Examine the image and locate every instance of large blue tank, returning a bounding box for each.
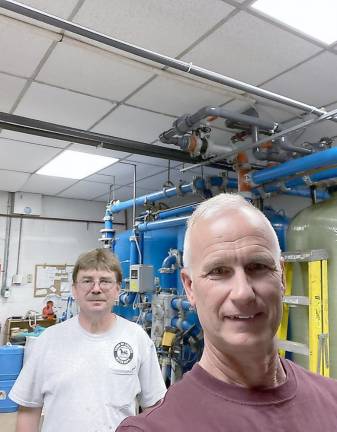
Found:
[0,345,24,413]
[264,206,289,251]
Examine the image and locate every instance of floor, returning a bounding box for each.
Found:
[1,412,17,432]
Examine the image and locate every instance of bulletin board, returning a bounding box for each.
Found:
[34,264,74,297]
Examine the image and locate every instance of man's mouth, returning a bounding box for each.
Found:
[225,313,260,320]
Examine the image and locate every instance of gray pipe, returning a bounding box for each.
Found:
[0,0,327,117]
[276,136,312,155]
[160,106,277,144]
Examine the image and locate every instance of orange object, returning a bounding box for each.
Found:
[236,152,251,192]
[42,301,55,320]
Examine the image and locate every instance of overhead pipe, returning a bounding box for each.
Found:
[160,106,277,144]
[137,216,189,233]
[0,0,329,117]
[250,146,337,186]
[0,112,194,164]
[156,204,197,220]
[276,136,312,155]
[251,126,288,163]
[109,176,219,214]
[180,107,337,172]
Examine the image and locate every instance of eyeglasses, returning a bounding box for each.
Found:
[76,279,117,291]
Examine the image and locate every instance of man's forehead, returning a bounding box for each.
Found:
[78,268,114,277]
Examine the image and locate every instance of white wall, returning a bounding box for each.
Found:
[0,192,125,343]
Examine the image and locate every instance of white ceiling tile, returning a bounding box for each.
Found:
[73,0,233,57]
[128,75,232,116]
[21,174,77,195]
[58,180,111,200]
[110,185,155,202]
[125,154,180,168]
[98,161,165,185]
[0,15,53,77]
[262,52,337,108]
[136,170,187,191]
[183,11,321,86]
[0,170,30,192]
[92,105,173,143]
[68,143,130,160]
[86,173,117,185]
[0,130,70,149]
[15,82,114,129]
[222,98,302,125]
[17,0,79,17]
[0,138,61,172]
[37,42,154,100]
[0,73,27,111]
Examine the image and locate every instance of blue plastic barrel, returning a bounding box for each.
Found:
[0,379,18,413]
[0,345,24,380]
[0,345,24,413]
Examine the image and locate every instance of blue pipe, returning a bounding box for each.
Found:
[119,292,136,305]
[161,254,177,269]
[171,316,199,337]
[156,205,196,220]
[110,183,197,213]
[137,216,189,232]
[283,167,337,188]
[171,298,191,311]
[251,147,337,185]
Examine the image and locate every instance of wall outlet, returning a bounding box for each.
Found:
[27,274,33,283]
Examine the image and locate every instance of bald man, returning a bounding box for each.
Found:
[117,193,337,432]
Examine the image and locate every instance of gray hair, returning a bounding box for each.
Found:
[183,193,281,268]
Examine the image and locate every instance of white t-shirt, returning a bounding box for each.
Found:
[9,315,166,432]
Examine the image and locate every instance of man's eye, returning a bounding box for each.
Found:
[208,267,230,277]
[245,263,270,273]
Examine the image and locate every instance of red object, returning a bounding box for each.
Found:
[42,301,55,320]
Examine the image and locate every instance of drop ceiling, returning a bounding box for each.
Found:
[0,0,337,203]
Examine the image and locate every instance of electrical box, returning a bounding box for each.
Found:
[129,265,154,293]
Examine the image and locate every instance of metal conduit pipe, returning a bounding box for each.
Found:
[251,146,337,186]
[276,136,312,155]
[0,0,327,117]
[251,126,288,163]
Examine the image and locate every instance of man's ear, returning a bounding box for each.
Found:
[180,268,196,307]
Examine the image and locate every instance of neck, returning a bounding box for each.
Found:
[78,312,116,334]
[199,339,286,389]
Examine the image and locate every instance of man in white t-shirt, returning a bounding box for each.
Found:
[10,248,166,432]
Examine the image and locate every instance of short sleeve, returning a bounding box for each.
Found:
[137,334,166,408]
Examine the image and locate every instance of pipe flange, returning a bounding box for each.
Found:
[176,181,185,197]
[100,228,115,234]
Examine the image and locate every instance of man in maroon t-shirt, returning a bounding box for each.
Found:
[117,193,337,432]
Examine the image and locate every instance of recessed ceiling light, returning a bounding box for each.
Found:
[252,0,337,45]
[36,150,118,179]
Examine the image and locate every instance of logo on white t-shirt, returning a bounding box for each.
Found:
[114,342,134,364]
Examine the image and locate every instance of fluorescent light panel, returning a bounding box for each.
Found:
[252,0,337,45]
[37,150,118,179]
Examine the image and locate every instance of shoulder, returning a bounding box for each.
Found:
[117,316,151,341]
[119,371,194,429]
[286,359,337,392]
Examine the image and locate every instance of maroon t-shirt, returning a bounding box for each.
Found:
[117,358,337,431]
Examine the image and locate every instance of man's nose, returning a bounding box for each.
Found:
[91,281,103,293]
[228,268,255,305]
